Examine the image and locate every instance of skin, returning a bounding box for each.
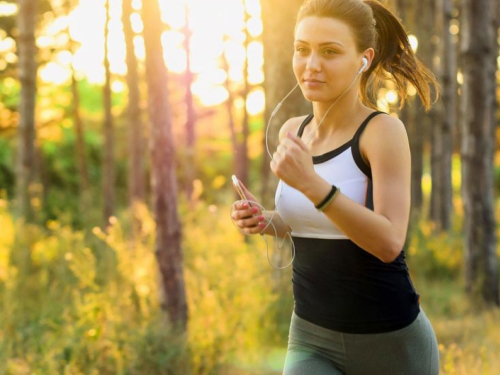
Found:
[232,16,411,263]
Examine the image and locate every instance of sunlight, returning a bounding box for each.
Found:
[246,89,265,116]
[385,90,398,104]
[0,1,17,17]
[408,34,418,53]
[35,0,265,112]
[247,17,263,37]
[40,62,71,85]
[245,0,261,17]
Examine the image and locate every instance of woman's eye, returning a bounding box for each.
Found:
[295,47,308,54]
[324,49,337,55]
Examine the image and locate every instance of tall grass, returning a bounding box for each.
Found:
[1,190,500,374]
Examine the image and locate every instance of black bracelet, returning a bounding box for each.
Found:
[314,185,338,210]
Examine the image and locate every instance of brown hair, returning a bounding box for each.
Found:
[296,0,439,110]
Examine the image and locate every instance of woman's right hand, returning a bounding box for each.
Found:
[231,180,267,235]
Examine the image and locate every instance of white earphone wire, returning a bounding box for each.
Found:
[233,59,367,269]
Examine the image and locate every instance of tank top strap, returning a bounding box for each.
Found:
[296,114,315,137]
[351,111,386,180]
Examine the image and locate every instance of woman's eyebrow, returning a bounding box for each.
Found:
[294,40,344,48]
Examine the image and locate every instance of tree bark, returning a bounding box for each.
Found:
[430,0,454,232]
[122,0,145,208]
[236,9,251,188]
[460,0,499,306]
[103,0,115,226]
[142,0,188,328]
[65,0,90,219]
[16,0,38,222]
[260,0,311,207]
[409,0,432,214]
[183,4,196,201]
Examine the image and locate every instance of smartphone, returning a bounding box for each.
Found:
[231,175,248,201]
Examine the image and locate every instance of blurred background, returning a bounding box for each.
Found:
[1,0,500,373]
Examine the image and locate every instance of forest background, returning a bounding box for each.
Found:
[1,0,500,373]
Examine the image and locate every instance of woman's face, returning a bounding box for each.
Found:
[293,16,365,103]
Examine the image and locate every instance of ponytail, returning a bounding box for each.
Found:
[362,0,440,110]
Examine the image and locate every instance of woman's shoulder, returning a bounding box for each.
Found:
[365,112,408,141]
[278,115,311,142]
[360,112,410,166]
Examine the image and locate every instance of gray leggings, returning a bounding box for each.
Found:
[283,310,439,375]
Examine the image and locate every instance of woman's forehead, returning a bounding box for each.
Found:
[295,16,355,48]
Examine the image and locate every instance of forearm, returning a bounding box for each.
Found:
[302,177,405,263]
[261,211,292,238]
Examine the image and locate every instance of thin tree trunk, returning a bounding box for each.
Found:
[71,69,91,208]
[66,0,90,217]
[103,0,115,226]
[16,0,38,222]
[183,4,196,201]
[438,0,456,231]
[123,0,145,208]
[260,0,311,207]
[430,0,453,232]
[410,0,432,214]
[236,10,251,187]
[142,0,188,328]
[460,0,499,306]
[221,41,239,200]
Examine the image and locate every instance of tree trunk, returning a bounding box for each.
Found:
[71,69,91,213]
[460,0,499,306]
[16,0,38,222]
[103,0,115,226]
[410,0,432,214]
[438,0,456,231]
[430,0,454,232]
[183,4,196,201]
[66,0,91,219]
[122,0,145,208]
[221,46,240,201]
[142,0,188,329]
[236,9,251,188]
[260,0,311,207]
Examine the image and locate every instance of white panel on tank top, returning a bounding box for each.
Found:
[275,146,368,239]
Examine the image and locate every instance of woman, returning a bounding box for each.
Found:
[231,0,440,373]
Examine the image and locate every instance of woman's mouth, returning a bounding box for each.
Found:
[303,79,325,87]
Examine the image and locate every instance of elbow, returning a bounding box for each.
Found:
[378,238,404,264]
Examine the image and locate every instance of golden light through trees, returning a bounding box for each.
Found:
[31,0,266,114]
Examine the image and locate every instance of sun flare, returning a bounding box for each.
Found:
[35,0,265,114]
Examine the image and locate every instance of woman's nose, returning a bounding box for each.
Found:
[306,52,321,72]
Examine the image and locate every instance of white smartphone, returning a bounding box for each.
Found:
[231,175,248,201]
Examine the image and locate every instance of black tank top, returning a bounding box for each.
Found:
[288,112,420,334]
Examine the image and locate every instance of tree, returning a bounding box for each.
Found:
[460,0,499,305]
[182,2,197,202]
[429,0,454,232]
[260,0,311,206]
[66,0,90,219]
[141,0,188,328]
[103,0,115,226]
[409,0,432,215]
[16,0,38,222]
[122,0,145,208]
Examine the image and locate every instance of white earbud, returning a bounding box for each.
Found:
[359,57,368,74]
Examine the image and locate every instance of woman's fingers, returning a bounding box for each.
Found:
[239,215,267,234]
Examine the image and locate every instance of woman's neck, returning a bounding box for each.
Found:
[309,94,367,141]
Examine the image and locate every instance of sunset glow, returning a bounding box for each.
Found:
[34,0,265,113]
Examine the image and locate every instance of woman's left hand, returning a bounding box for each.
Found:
[270,132,318,192]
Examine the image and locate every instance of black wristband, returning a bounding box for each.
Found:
[314,185,338,210]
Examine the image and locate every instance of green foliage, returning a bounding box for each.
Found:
[0,138,14,197]
[407,212,464,280]
[181,197,283,374]
[0,200,189,374]
[0,195,288,374]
